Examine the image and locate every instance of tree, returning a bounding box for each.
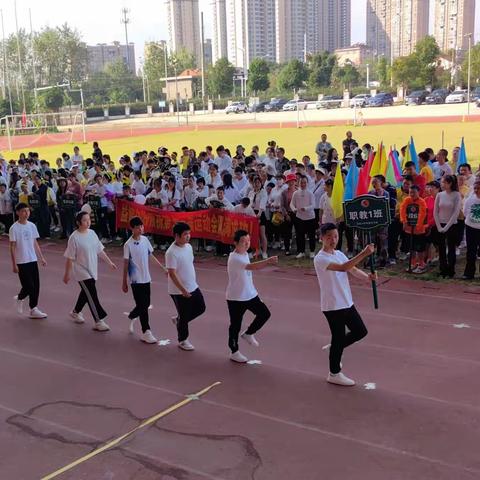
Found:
[376,57,389,86]
[207,58,236,97]
[38,87,65,112]
[391,56,419,88]
[144,41,169,100]
[332,62,360,90]
[169,47,196,74]
[413,36,440,86]
[462,43,480,85]
[307,52,336,88]
[247,58,270,94]
[277,59,308,92]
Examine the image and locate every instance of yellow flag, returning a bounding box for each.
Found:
[402,142,410,167]
[369,143,382,177]
[331,170,345,220]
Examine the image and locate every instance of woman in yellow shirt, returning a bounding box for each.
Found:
[419,151,434,183]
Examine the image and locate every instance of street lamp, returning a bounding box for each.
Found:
[465,33,472,116]
[366,63,370,89]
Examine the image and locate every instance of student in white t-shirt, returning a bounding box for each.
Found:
[9,202,48,319]
[165,222,206,351]
[226,230,277,363]
[313,223,376,387]
[122,216,167,344]
[63,211,117,331]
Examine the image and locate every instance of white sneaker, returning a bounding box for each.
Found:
[70,311,85,324]
[241,332,260,347]
[309,252,315,259]
[178,339,195,351]
[205,245,214,252]
[141,330,158,344]
[14,295,25,314]
[93,320,110,332]
[160,244,167,251]
[129,318,137,334]
[230,351,248,363]
[327,372,355,386]
[296,252,305,259]
[29,307,47,319]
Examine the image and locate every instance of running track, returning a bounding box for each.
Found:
[1,237,480,479]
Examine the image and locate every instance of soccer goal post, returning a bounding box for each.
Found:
[0,111,86,152]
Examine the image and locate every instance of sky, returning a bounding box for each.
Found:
[1,0,479,66]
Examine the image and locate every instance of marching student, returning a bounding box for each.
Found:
[9,202,48,319]
[63,210,117,331]
[226,230,277,363]
[122,216,168,344]
[314,223,376,386]
[165,222,206,351]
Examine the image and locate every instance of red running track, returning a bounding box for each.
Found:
[1,113,480,152]
[1,237,480,479]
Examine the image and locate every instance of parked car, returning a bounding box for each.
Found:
[316,95,343,109]
[471,86,480,101]
[476,98,480,108]
[265,98,288,112]
[250,101,270,113]
[282,99,307,111]
[405,90,428,105]
[425,89,449,104]
[445,90,468,104]
[225,101,248,114]
[366,92,394,107]
[350,94,371,108]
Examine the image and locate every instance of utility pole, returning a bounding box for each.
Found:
[14,0,26,114]
[1,9,14,115]
[200,11,206,113]
[465,33,472,116]
[29,9,38,112]
[121,8,131,71]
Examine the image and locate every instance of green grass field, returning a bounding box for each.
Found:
[6,120,480,168]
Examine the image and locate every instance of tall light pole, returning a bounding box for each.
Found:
[366,63,370,89]
[1,8,13,115]
[200,11,206,112]
[14,0,26,113]
[465,33,472,116]
[121,8,131,71]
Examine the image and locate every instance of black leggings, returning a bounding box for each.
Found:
[437,223,458,276]
[226,296,271,353]
[170,288,206,342]
[295,217,316,253]
[17,261,40,309]
[129,283,151,333]
[74,278,107,323]
[323,305,368,374]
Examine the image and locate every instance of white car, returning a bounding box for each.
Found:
[282,99,306,111]
[445,90,468,104]
[225,102,248,114]
[350,94,371,108]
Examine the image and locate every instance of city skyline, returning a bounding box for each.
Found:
[1,0,480,68]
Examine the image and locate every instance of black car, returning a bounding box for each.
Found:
[250,101,270,113]
[425,89,449,104]
[405,90,427,105]
[366,92,394,107]
[265,98,288,112]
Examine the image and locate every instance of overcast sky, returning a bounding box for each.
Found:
[1,0,479,65]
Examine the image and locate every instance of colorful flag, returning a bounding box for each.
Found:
[390,149,404,185]
[369,143,382,177]
[356,150,374,196]
[457,137,467,170]
[402,142,410,168]
[331,169,345,219]
[379,143,388,176]
[343,159,359,201]
[409,136,419,173]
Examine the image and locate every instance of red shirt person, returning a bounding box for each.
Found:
[403,161,426,197]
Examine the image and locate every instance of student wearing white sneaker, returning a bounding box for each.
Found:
[63,211,117,331]
[314,223,376,386]
[226,230,276,363]
[9,202,48,319]
[166,222,206,351]
[122,216,166,344]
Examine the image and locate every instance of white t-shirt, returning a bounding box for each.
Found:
[165,243,198,295]
[64,229,104,281]
[123,236,153,284]
[314,250,353,312]
[9,221,39,264]
[226,251,258,301]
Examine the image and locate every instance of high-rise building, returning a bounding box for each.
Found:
[212,0,228,63]
[276,0,351,63]
[165,0,201,64]
[226,0,276,69]
[86,42,136,74]
[366,0,429,60]
[434,0,475,52]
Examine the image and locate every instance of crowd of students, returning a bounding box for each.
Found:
[1,133,480,280]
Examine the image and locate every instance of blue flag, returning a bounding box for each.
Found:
[343,159,359,201]
[409,136,419,173]
[457,137,467,170]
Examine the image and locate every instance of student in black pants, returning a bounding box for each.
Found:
[226,230,277,363]
[166,222,206,351]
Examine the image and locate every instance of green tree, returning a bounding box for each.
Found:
[169,47,196,74]
[391,56,420,89]
[413,36,440,86]
[207,58,236,97]
[376,57,389,86]
[332,62,360,90]
[277,59,308,92]
[462,43,480,85]
[307,52,336,88]
[247,58,270,94]
[38,87,65,112]
[144,41,169,100]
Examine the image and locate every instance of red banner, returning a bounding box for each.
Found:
[115,199,260,247]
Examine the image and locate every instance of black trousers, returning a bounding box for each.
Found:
[36,206,51,239]
[0,213,13,232]
[74,278,107,323]
[226,296,271,353]
[17,261,40,309]
[282,217,294,252]
[295,217,316,253]
[388,218,403,259]
[323,305,368,375]
[129,283,151,333]
[170,288,206,342]
[337,221,354,253]
[464,225,480,278]
[437,223,458,276]
[59,209,75,238]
